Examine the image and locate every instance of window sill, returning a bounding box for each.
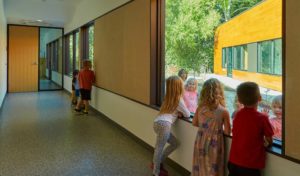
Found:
[179,114,283,156]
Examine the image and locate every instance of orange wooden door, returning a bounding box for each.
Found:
[8,25,39,92]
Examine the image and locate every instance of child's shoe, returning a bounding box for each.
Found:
[82,110,88,114]
[150,163,168,174]
[74,108,81,112]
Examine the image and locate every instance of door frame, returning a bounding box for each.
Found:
[7,24,64,92]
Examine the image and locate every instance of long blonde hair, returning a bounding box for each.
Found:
[199,78,225,110]
[160,76,184,114]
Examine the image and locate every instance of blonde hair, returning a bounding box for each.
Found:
[199,78,225,110]
[185,78,198,92]
[82,60,92,68]
[272,95,282,106]
[160,76,184,114]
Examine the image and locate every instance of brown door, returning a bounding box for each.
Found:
[8,25,39,92]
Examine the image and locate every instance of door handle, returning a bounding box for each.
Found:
[32,62,38,65]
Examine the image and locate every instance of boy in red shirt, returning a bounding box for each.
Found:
[228,82,274,176]
[75,60,95,114]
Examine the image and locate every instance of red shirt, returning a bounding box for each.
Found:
[229,107,274,169]
[78,69,95,90]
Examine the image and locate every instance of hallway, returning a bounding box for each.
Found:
[0,91,180,176]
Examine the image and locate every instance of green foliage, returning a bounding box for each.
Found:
[165,0,262,74]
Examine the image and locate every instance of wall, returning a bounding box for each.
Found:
[64,0,131,33]
[0,0,7,107]
[285,0,300,161]
[214,0,282,90]
[51,71,62,86]
[64,0,300,174]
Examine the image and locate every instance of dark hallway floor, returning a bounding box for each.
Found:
[0,91,181,176]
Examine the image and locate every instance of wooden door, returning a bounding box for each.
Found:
[8,25,39,92]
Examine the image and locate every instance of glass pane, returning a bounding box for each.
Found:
[88,26,94,64]
[75,32,80,70]
[164,0,281,141]
[69,35,73,74]
[222,48,226,68]
[274,39,282,75]
[39,28,63,90]
[258,41,273,74]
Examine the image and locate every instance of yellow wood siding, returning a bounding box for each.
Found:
[214,0,282,91]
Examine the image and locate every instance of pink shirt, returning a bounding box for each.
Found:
[269,117,282,140]
[183,91,198,113]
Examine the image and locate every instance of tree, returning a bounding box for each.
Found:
[165,0,262,75]
[216,0,262,22]
[165,0,221,74]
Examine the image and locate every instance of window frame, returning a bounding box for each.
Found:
[257,39,282,76]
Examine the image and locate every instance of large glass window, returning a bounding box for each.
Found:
[88,25,94,62]
[40,28,63,90]
[75,32,80,70]
[163,0,282,142]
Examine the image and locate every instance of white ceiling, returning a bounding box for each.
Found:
[4,0,84,27]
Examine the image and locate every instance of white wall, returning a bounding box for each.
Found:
[63,78,300,175]
[51,71,62,86]
[64,75,72,93]
[64,0,131,33]
[0,0,7,108]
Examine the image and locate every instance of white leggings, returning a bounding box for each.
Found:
[153,121,179,176]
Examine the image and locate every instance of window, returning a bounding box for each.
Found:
[81,24,94,69]
[88,25,94,62]
[75,32,80,70]
[258,39,282,75]
[233,45,248,71]
[162,0,282,143]
[222,48,227,68]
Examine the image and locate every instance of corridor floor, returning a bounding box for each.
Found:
[0,91,182,176]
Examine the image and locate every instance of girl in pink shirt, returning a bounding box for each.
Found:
[269,95,282,140]
[183,78,198,113]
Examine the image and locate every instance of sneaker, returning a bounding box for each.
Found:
[74,108,81,112]
[83,110,88,114]
[150,163,168,174]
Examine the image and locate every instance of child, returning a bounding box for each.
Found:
[74,60,95,114]
[228,82,274,176]
[152,75,190,176]
[231,95,243,119]
[183,78,198,113]
[269,95,282,140]
[178,69,188,82]
[71,70,80,106]
[192,78,231,176]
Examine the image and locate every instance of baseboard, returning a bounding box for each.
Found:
[0,93,7,112]
[64,89,72,95]
[89,106,191,176]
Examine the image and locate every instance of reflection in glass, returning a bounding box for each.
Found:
[39,28,63,90]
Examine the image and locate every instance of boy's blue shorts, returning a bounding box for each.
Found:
[75,90,80,97]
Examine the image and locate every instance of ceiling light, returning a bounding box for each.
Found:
[37,20,43,22]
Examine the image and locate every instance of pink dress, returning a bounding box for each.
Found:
[269,118,282,140]
[183,91,198,113]
[193,105,226,176]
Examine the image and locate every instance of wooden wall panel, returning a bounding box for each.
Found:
[214,0,282,78]
[285,0,300,161]
[94,0,150,104]
[9,25,39,92]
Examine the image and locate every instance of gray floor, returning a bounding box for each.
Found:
[40,79,62,90]
[0,91,182,176]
